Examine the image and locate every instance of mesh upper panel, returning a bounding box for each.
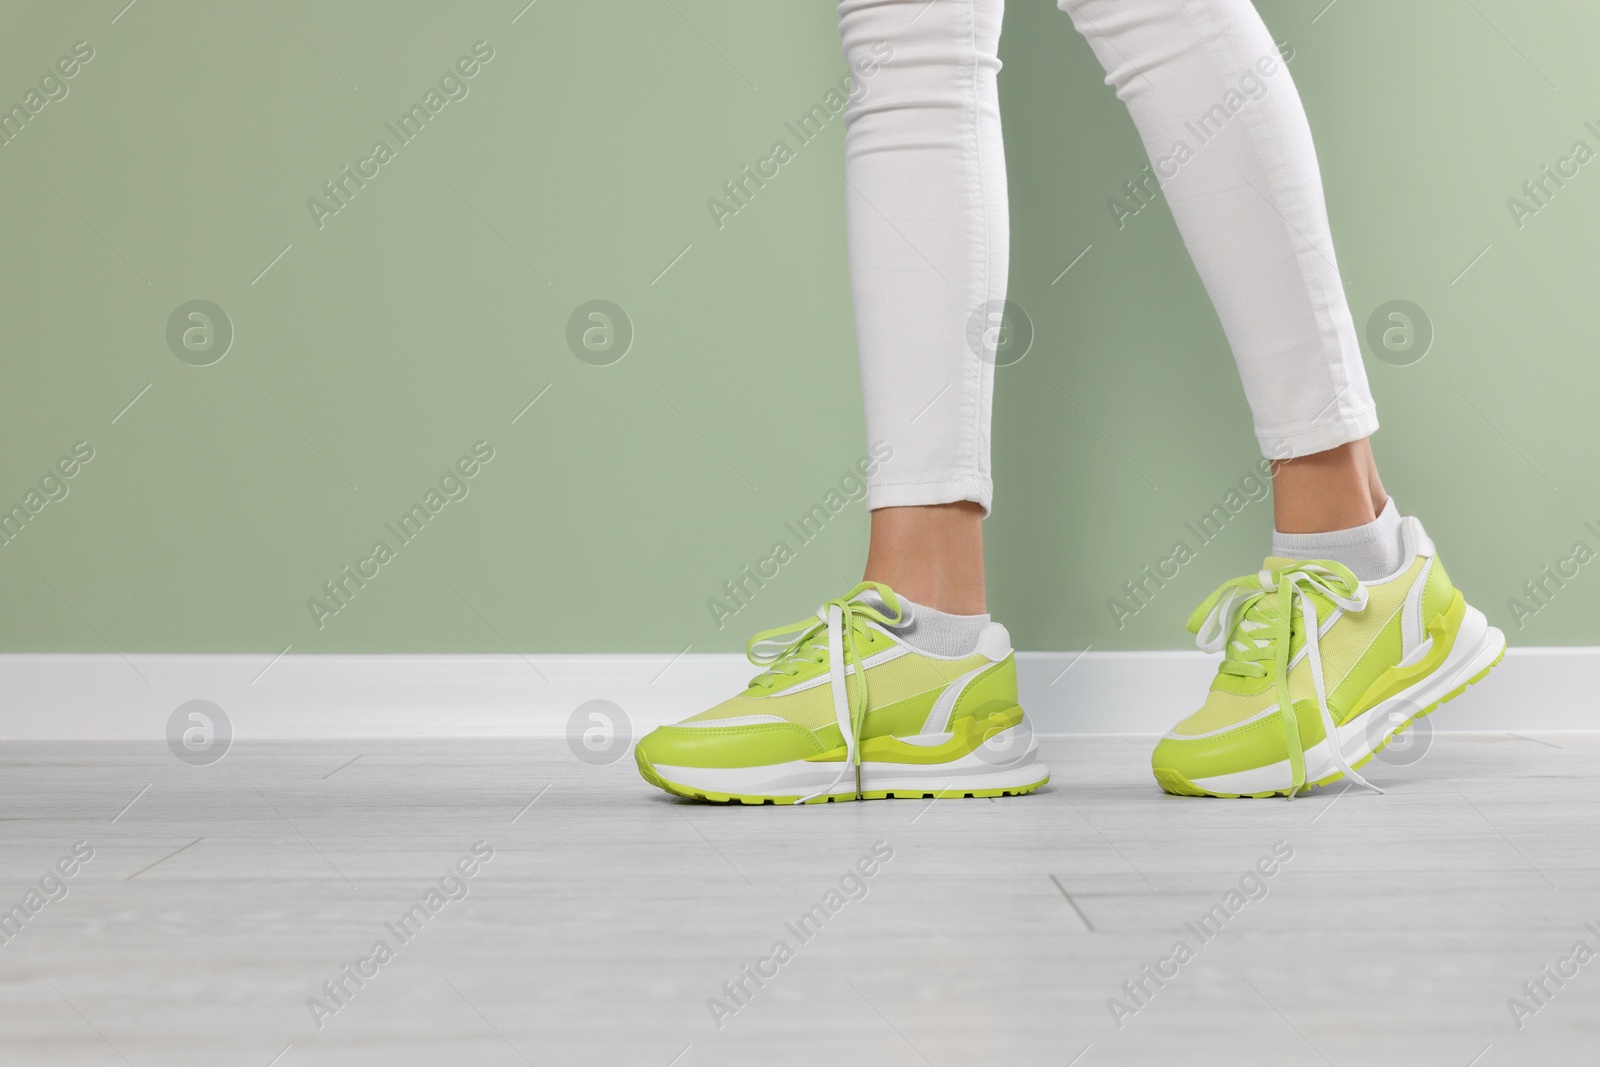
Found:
[684,650,991,731]
[1173,558,1424,737]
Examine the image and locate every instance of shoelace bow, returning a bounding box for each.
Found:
[1187,561,1380,800]
[745,581,904,804]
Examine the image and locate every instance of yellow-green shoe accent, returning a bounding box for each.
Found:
[635,583,1050,804]
[1152,517,1505,799]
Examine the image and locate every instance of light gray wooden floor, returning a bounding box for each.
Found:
[1,735,1596,1066]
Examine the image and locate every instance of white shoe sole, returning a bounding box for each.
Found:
[644,725,1051,803]
[1184,604,1506,796]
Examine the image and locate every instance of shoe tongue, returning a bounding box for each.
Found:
[750,586,897,689]
[1262,554,1348,574]
[1244,561,1338,633]
[1227,565,1292,649]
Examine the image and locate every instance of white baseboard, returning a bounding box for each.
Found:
[0,648,1593,740]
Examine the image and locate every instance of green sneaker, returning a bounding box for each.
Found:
[635,582,1049,804]
[1152,517,1505,799]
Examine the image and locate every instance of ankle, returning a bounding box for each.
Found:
[1272,440,1384,533]
[862,571,986,615]
[1272,498,1404,580]
[863,502,987,614]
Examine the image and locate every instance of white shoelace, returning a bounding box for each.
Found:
[743,584,905,804]
[1191,563,1381,800]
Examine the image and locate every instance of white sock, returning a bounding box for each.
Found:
[1271,497,1406,582]
[891,598,990,657]
[855,589,989,657]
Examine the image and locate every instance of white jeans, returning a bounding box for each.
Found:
[838,0,1378,513]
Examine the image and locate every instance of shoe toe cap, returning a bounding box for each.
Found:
[635,720,826,770]
[1150,716,1290,782]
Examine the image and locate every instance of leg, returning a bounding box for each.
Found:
[1060,0,1380,529]
[634,0,1047,804]
[1060,0,1507,797]
[1271,438,1388,534]
[839,0,1007,612]
[863,502,987,613]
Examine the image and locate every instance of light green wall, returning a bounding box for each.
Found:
[2,0,1596,654]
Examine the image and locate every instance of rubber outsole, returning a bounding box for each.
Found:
[1153,644,1506,799]
[635,746,1050,804]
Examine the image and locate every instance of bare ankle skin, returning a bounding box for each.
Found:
[1271,438,1389,534]
[859,441,1386,610]
[862,502,987,614]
